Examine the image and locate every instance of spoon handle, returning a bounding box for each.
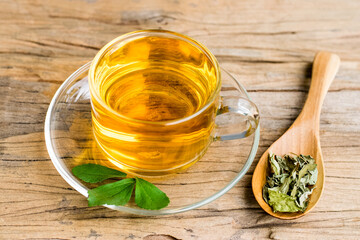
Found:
[300,52,340,129]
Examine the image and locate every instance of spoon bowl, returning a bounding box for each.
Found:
[252,52,340,219]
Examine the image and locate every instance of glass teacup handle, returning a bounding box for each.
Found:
[214,96,260,141]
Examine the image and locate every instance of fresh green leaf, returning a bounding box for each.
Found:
[268,189,302,212]
[71,164,171,210]
[135,177,170,210]
[72,164,126,183]
[87,178,135,207]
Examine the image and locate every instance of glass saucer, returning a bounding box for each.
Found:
[44,62,260,215]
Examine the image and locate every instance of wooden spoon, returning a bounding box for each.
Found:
[252,52,340,219]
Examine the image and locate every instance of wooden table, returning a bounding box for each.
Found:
[1,0,359,239]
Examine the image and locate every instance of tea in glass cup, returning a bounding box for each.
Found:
[89,30,259,176]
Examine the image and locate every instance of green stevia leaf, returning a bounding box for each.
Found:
[268,189,302,212]
[87,178,135,207]
[135,177,170,210]
[72,164,126,183]
[72,164,171,210]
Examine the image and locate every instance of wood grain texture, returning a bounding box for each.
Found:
[1,0,360,239]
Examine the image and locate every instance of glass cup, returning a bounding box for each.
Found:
[88,30,259,176]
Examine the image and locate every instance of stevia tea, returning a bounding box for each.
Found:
[89,30,220,175]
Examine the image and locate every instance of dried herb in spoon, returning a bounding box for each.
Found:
[263,153,318,212]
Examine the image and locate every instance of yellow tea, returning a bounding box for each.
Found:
[104,66,206,122]
[89,31,220,175]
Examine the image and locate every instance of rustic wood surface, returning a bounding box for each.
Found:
[1,0,360,239]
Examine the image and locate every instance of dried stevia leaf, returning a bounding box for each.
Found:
[263,153,318,213]
[268,186,281,193]
[301,154,316,164]
[290,183,298,197]
[263,186,269,204]
[296,188,314,210]
[308,168,318,185]
[276,155,289,172]
[297,182,307,194]
[269,153,281,175]
[266,176,275,188]
[298,163,317,180]
[268,189,302,212]
[275,173,289,184]
[279,176,292,194]
[284,155,296,170]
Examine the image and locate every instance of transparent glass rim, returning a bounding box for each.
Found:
[44,62,260,216]
[88,29,222,126]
